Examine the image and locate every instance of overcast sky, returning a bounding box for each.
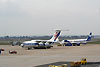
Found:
[0,0,100,36]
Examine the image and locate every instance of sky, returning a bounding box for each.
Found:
[0,0,100,36]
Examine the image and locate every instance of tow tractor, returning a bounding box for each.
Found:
[70,58,87,67]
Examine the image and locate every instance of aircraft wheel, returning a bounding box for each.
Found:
[28,47,32,50]
[77,44,80,46]
[73,44,76,46]
[34,47,39,49]
[47,46,51,49]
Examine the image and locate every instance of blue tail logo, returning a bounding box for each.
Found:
[87,32,92,41]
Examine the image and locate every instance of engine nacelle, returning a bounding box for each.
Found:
[39,42,45,46]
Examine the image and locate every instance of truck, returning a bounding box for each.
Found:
[70,58,87,67]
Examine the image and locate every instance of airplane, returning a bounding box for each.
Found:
[20,30,61,50]
[60,32,92,46]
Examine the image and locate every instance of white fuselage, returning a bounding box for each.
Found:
[68,39,87,43]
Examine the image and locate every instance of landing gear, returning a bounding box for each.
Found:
[73,43,80,46]
[33,46,53,49]
[77,44,80,46]
[44,46,51,49]
[73,44,76,46]
[28,47,32,50]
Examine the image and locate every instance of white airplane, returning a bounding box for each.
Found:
[61,32,92,46]
[21,30,61,50]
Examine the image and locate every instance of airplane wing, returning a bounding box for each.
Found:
[35,40,57,44]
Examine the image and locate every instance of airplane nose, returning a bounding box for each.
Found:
[21,44,24,47]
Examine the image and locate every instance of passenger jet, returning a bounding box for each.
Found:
[61,32,92,46]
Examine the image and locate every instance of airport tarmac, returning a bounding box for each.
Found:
[0,44,100,67]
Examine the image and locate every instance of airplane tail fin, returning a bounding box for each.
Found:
[86,32,92,41]
[50,30,61,42]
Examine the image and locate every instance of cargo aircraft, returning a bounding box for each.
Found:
[61,32,92,46]
[21,30,61,50]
